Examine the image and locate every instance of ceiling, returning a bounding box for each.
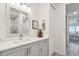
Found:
[66,3,79,18]
[66,3,79,26]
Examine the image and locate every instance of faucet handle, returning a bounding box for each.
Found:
[19,34,23,40]
[20,34,23,37]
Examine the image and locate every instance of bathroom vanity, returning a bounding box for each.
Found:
[0,37,49,56]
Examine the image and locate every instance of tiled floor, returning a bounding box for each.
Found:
[67,41,79,56]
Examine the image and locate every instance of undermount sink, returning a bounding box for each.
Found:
[13,39,32,44]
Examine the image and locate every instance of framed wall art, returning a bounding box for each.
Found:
[32,20,38,29]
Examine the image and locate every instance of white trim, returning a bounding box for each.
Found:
[50,3,56,10]
[7,4,28,14]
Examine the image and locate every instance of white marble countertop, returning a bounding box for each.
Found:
[0,37,48,52]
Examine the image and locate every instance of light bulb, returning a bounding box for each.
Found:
[73,12,77,15]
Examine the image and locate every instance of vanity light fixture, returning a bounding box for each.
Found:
[20,3,31,13]
[73,11,77,15]
[20,3,26,10]
[27,6,31,13]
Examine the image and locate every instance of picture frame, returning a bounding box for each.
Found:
[32,20,38,29]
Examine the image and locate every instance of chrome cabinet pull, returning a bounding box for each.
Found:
[41,48,42,53]
[29,47,31,54]
[26,48,28,55]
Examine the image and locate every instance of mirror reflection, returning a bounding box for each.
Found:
[10,8,20,34]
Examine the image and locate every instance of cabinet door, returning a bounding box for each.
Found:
[39,39,49,56]
[2,47,26,56]
[25,43,39,56]
[28,45,39,56]
[40,45,48,56]
[43,45,49,56]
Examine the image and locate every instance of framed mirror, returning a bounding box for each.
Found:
[6,4,30,37]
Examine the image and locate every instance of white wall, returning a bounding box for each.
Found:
[28,3,49,38]
[54,3,66,55]
[0,4,7,40]
[39,3,49,37]
[26,3,40,37]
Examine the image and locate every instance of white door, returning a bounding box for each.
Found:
[49,4,55,55]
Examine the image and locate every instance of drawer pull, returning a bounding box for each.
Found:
[29,47,31,54]
[41,48,42,53]
[26,48,28,55]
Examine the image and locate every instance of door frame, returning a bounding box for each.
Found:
[66,14,70,55]
[49,3,56,56]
